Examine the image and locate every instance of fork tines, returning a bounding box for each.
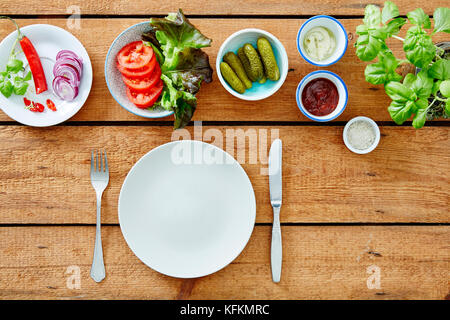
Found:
[91,150,108,173]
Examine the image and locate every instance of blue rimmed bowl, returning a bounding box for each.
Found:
[105,22,173,119]
[296,70,348,122]
[216,28,289,101]
[297,15,348,67]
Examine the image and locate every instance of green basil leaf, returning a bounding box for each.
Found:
[364,62,388,85]
[387,72,403,82]
[403,27,435,68]
[428,59,450,80]
[384,17,406,36]
[12,77,29,96]
[411,70,433,98]
[0,79,13,98]
[412,107,428,129]
[415,98,429,110]
[431,80,441,95]
[403,73,415,88]
[363,5,382,27]
[439,80,450,97]
[355,32,386,61]
[407,8,431,29]
[382,1,399,24]
[385,81,416,102]
[364,51,400,85]
[433,7,450,34]
[6,58,23,73]
[445,99,450,116]
[356,24,369,35]
[388,100,414,124]
[23,71,32,81]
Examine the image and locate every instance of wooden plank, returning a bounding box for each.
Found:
[0,226,448,299]
[0,18,448,122]
[0,0,442,16]
[0,126,448,224]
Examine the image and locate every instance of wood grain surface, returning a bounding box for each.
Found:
[0,18,447,123]
[0,126,448,224]
[0,0,441,16]
[0,226,448,299]
[0,0,448,301]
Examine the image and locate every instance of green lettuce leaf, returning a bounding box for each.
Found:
[148,9,212,129]
[150,9,212,72]
[164,48,212,94]
[157,74,197,129]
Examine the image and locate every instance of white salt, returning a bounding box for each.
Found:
[346,120,376,150]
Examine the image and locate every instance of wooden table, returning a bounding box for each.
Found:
[0,1,448,300]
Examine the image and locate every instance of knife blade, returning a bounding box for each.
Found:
[269,139,282,283]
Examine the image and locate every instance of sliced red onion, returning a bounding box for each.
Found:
[52,76,78,101]
[53,50,83,101]
[53,57,82,78]
[56,50,83,65]
[53,63,80,87]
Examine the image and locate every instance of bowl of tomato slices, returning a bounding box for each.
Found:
[105,22,172,118]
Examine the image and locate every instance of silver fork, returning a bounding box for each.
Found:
[90,150,109,282]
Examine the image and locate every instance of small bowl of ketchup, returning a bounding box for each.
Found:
[296,70,348,122]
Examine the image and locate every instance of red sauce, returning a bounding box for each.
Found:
[301,78,339,116]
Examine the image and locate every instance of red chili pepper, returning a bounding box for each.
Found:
[34,102,45,112]
[46,99,57,111]
[23,97,31,106]
[1,16,48,94]
[20,37,47,94]
[29,102,38,112]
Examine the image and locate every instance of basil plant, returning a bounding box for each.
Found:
[355,1,450,128]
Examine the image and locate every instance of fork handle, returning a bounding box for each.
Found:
[91,193,105,282]
[271,206,282,283]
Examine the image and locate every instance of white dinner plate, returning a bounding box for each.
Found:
[119,140,256,278]
[0,24,92,126]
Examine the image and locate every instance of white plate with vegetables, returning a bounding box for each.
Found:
[105,10,213,129]
[0,21,92,127]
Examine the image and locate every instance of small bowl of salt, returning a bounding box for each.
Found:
[343,116,380,154]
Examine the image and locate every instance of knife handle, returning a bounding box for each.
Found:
[271,206,282,283]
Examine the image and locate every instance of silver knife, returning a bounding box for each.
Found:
[269,139,282,283]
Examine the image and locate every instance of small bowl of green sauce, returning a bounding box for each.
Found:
[297,15,348,66]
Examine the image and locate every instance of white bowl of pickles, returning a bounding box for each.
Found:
[216,28,288,101]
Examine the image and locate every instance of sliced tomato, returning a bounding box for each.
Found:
[126,80,163,109]
[116,54,157,79]
[122,66,161,93]
[117,41,154,70]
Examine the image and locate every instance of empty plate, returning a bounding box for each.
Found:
[118,140,256,278]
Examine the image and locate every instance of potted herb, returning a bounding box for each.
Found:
[355,1,450,128]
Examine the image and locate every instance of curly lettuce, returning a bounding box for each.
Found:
[148,9,213,129]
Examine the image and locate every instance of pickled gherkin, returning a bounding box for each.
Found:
[257,37,280,81]
[242,43,264,82]
[237,47,257,82]
[223,52,252,89]
[220,62,246,94]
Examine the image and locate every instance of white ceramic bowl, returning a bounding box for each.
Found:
[105,22,173,119]
[216,28,288,101]
[343,116,380,154]
[297,15,348,66]
[296,70,348,122]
